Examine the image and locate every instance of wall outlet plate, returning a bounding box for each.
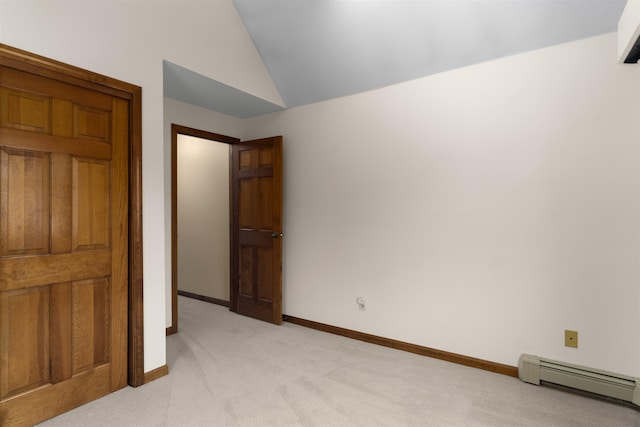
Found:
[565,330,578,348]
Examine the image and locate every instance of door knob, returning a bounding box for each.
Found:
[271,232,283,238]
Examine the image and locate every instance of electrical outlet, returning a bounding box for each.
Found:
[356,296,366,310]
[565,330,578,348]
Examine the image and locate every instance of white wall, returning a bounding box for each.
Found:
[1,0,275,372]
[242,33,640,376]
[177,135,230,301]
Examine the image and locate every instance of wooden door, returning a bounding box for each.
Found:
[0,64,128,426]
[231,137,283,324]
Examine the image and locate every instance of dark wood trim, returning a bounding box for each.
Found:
[143,365,169,384]
[171,125,179,335]
[171,125,240,145]
[128,83,145,387]
[0,45,133,100]
[170,125,240,334]
[0,44,145,387]
[230,145,238,314]
[284,315,519,378]
[178,290,230,307]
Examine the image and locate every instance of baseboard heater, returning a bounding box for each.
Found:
[518,354,640,406]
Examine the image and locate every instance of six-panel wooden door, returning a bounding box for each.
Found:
[0,64,128,426]
[231,137,283,325]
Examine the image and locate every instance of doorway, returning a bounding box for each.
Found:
[169,125,238,334]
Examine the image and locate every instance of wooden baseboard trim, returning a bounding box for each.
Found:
[143,365,169,384]
[178,290,230,308]
[283,315,518,378]
[166,325,177,336]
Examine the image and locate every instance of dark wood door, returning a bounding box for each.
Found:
[0,65,128,426]
[231,136,283,324]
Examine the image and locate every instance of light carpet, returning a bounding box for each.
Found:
[38,296,640,426]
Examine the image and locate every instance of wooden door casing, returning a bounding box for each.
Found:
[0,62,129,426]
[231,136,283,325]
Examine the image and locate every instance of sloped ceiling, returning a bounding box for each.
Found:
[164,0,627,118]
[163,60,286,118]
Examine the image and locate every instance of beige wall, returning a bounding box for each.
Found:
[177,135,230,301]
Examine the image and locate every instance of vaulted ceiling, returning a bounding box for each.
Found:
[163,0,628,118]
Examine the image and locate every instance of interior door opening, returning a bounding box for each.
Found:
[169,125,238,335]
[169,126,284,333]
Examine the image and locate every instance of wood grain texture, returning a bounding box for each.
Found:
[0,44,140,424]
[238,178,254,229]
[231,137,283,325]
[0,364,111,427]
[0,287,50,400]
[258,248,273,302]
[0,61,125,423]
[0,128,111,159]
[0,66,112,111]
[0,149,50,256]
[127,85,144,387]
[72,278,109,375]
[50,282,72,384]
[52,99,73,138]
[0,250,111,292]
[0,43,144,392]
[284,315,519,378]
[51,153,72,254]
[239,245,253,297]
[0,44,135,99]
[110,97,129,390]
[143,364,169,384]
[72,158,110,251]
[0,87,50,133]
[72,105,110,143]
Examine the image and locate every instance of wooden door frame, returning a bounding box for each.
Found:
[0,44,145,387]
[168,124,239,335]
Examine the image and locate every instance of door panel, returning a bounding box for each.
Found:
[72,158,110,251]
[0,64,128,426]
[258,247,273,301]
[231,136,283,325]
[72,277,109,374]
[0,88,51,133]
[0,149,50,256]
[73,105,110,142]
[0,287,50,400]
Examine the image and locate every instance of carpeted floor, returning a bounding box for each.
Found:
[38,296,639,426]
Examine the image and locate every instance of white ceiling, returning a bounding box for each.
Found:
[164,0,628,118]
